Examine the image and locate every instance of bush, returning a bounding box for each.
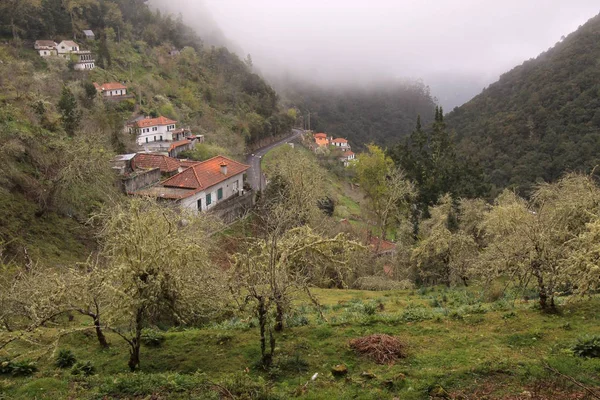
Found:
[285,313,309,328]
[353,276,415,291]
[571,335,600,358]
[71,361,95,376]
[55,349,77,369]
[141,328,166,347]
[6,360,37,377]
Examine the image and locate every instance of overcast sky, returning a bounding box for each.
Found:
[152,0,600,107]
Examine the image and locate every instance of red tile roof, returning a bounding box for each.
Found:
[94,82,127,91]
[168,139,192,152]
[332,138,348,144]
[369,237,396,253]
[162,155,249,194]
[343,151,355,158]
[35,40,57,48]
[133,116,177,128]
[315,137,330,147]
[131,153,181,173]
[314,133,327,139]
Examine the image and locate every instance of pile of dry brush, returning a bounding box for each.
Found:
[349,334,407,364]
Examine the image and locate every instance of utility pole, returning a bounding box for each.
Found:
[307,111,311,132]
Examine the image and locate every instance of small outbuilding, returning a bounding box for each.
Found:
[83,30,95,40]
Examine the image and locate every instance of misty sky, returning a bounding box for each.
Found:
[152,0,600,108]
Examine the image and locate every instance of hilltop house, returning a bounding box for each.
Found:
[34,40,57,57]
[128,116,193,146]
[94,82,127,97]
[133,156,250,212]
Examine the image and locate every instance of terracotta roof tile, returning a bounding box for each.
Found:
[332,138,348,143]
[369,237,396,253]
[162,155,249,193]
[134,116,177,129]
[94,82,127,91]
[314,133,327,139]
[131,153,181,173]
[168,139,192,152]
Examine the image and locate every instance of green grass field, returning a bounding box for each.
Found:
[2,287,599,399]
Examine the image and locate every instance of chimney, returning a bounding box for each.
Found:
[220,162,228,175]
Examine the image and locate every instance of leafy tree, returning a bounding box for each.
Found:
[481,174,600,312]
[95,198,225,371]
[412,194,479,286]
[355,144,415,241]
[57,86,81,137]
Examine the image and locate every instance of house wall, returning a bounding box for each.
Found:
[136,124,176,145]
[121,168,161,193]
[38,49,57,57]
[57,42,79,55]
[104,89,127,97]
[179,173,244,212]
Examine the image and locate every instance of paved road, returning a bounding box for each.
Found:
[246,129,303,191]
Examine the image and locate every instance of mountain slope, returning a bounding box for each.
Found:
[278,79,436,149]
[0,0,292,264]
[446,13,600,195]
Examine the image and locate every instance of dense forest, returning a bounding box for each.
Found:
[446,13,600,196]
[0,0,293,263]
[277,78,436,149]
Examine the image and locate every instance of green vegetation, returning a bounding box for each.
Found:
[446,13,600,195]
[1,289,599,399]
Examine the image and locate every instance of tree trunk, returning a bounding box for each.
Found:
[128,309,143,371]
[94,316,109,348]
[257,296,273,368]
[274,293,284,332]
[532,264,554,312]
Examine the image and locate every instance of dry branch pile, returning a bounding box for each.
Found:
[349,334,407,364]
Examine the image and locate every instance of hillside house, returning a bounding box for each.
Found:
[56,40,95,70]
[94,82,127,97]
[314,132,330,147]
[331,138,350,151]
[339,151,356,167]
[130,153,184,176]
[133,156,250,212]
[129,116,193,146]
[34,40,57,57]
[168,139,194,158]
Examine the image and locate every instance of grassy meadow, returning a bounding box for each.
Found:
[2,287,599,399]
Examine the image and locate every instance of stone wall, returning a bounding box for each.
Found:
[122,168,161,193]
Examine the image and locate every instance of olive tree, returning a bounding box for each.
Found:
[481,174,600,312]
[95,198,226,371]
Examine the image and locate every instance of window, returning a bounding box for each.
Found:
[197,199,202,210]
[145,137,148,143]
[217,188,223,200]
[206,193,212,206]
[159,135,163,141]
[153,136,156,141]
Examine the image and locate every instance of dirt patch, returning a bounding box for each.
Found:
[450,380,595,400]
[349,334,407,365]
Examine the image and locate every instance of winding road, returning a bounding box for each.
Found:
[246,129,303,191]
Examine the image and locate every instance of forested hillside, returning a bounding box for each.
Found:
[446,13,600,195]
[0,0,293,263]
[278,79,436,149]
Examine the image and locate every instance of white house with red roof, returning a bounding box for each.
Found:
[331,138,350,151]
[129,116,181,145]
[94,82,127,97]
[339,151,356,167]
[133,155,249,212]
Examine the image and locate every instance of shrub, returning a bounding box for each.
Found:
[71,361,95,376]
[571,335,600,358]
[353,276,415,291]
[140,328,166,347]
[286,313,309,328]
[55,349,77,369]
[7,360,37,377]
